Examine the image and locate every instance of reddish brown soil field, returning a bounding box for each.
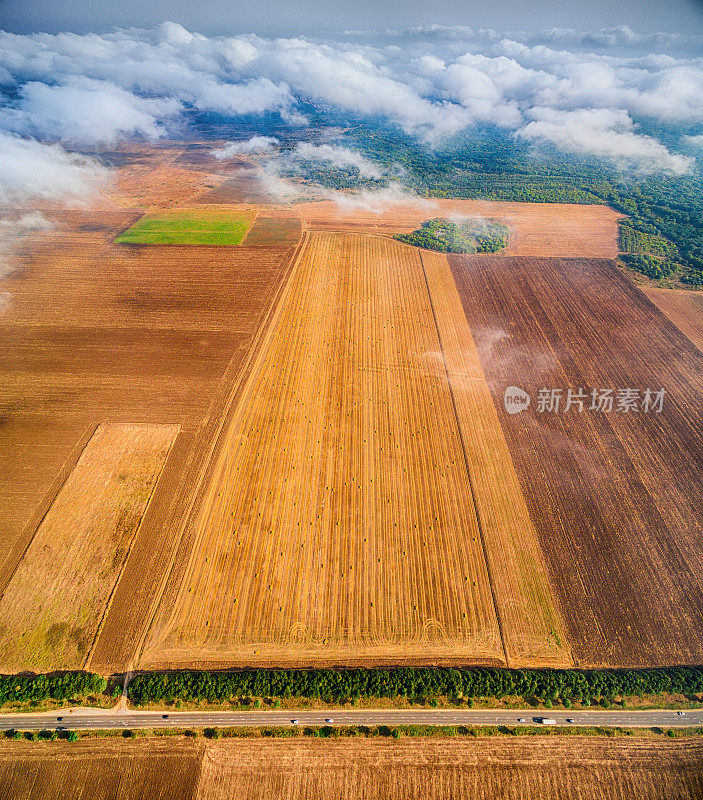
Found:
[0,207,295,671]
[106,146,224,209]
[195,166,271,204]
[642,287,703,353]
[0,739,201,800]
[242,213,302,246]
[296,199,620,257]
[449,255,703,667]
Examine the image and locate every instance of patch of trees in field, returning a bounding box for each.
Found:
[128,667,703,706]
[395,218,508,254]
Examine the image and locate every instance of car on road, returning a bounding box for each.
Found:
[325,718,334,723]
[162,714,169,719]
[566,718,574,723]
[540,718,557,725]
[517,718,526,723]
[677,711,686,716]
[57,717,63,722]
[291,719,299,724]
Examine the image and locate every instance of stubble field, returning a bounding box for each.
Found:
[195,737,703,800]
[0,739,201,800]
[140,232,570,669]
[295,198,620,257]
[4,141,699,674]
[1,736,701,800]
[449,255,703,667]
[0,423,177,672]
[0,177,297,672]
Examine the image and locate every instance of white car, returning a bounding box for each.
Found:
[291,719,299,724]
[517,718,526,723]
[677,711,685,716]
[325,718,334,723]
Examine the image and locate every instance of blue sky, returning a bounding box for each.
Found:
[1,0,702,36]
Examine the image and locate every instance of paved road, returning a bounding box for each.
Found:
[0,708,700,731]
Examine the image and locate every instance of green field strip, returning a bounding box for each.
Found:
[116,211,253,246]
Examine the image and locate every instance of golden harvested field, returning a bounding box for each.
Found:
[419,250,570,666]
[141,233,569,668]
[450,255,703,667]
[0,423,176,672]
[0,739,201,800]
[3,138,688,673]
[196,737,703,800]
[295,199,621,257]
[642,287,703,352]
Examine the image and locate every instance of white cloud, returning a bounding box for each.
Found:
[0,131,109,205]
[517,108,693,174]
[0,211,53,275]
[212,135,279,159]
[326,182,436,213]
[291,143,385,179]
[0,24,700,170]
[0,78,180,144]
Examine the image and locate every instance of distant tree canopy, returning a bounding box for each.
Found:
[338,127,703,287]
[128,666,703,705]
[395,218,508,254]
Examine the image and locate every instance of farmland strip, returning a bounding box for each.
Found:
[419,250,572,667]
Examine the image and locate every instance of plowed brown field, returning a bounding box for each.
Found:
[196,737,703,800]
[642,287,703,352]
[296,199,620,257]
[449,255,703,667]
[140,233,568,668]
[0,739,201,800]
[0,202,295,671]
[242,212,302,246]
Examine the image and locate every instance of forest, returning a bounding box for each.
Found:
[339,126,703,286]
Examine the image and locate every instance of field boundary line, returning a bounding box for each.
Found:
[0,422,98,600]
[132,233,311,666]
[417,251,509,667]
[84,424,181,672]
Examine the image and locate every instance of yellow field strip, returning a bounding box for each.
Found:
[419,250,573,667]
[0,423,178,672]
[143,232,505,666]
